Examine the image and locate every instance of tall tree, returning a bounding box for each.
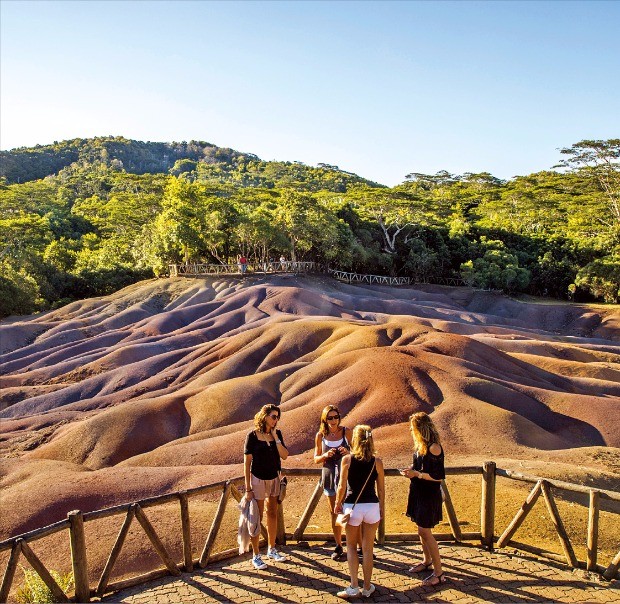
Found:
[556,139,620,227]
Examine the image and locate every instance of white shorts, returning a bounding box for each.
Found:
[342,502,381,526]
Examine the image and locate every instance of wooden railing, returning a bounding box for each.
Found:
[327,269,413,287]
[169,261,317,277]
[327,269,466,288]
[1,464,618,602]
[166,262,465,288]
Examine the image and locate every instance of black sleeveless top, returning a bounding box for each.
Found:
[244,429,285,480]
[344,456,378,504]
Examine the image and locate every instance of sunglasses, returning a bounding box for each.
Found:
[269,414,280,420]
[326,414,340,420]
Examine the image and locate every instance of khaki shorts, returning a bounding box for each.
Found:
[251,474,280,500]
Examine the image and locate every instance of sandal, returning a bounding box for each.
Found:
[422,572,447,587]
[408,561,432,573]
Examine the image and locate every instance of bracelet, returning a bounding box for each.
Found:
[275,440,282,445]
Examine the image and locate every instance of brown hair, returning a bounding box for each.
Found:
[319,405,341,437]
[350,424,375,462]
[409,412,441,456]
[254,404,280,433]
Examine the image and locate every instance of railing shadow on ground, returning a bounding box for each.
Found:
[1,464,618,602]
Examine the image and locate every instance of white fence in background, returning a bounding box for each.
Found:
[327,269,412,286]
[168,262,465,288]
[169,261,317,277]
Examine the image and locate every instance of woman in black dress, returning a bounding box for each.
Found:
[400,412,446,586]
[244,404,289,570]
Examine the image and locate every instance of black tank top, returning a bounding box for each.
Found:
[344,456,378,504]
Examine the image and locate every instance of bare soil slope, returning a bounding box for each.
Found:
[1,275,619,540]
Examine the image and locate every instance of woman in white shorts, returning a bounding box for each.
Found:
[334,424,385,599]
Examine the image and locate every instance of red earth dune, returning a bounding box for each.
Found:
[1,274,619,540]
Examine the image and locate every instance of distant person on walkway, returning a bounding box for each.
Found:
[400,412,446,586]
[334,425,385,599]
[314,405,352,561]
[279,255,287,270]
[238,254,248,275]
[244,404,289,570]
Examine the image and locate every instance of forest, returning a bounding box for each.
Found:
[1,136,618,317]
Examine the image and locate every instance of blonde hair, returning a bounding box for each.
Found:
[319,405,340,437]
[350,424,375,462]
[254,404,280,433]
[409,412,441,456]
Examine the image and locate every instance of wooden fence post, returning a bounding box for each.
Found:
[0,541,21,604]
[19,540,69,603]
[179,492,193,572]
[540,481,578,568]
[497,480,542,548]
[587,490,599,571]
[293,480,324,542]
[134,505,181,576]
[200,482,231,567]
[68,510,89,603]
[441,481,462,542]
[96,505,136,597]
[276,502,286,546]
[603,549,620,581]
[481,461,496,550]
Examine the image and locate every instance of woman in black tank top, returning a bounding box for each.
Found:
[399,412,446,587]
[334,424,385,599]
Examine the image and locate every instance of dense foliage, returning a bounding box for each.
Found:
[1,136,618,317]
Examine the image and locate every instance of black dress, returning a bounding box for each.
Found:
[406,445,445,529]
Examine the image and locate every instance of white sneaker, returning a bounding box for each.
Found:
[267,547,287,562]
[252,554,267,570]
[337,585,361,598]
[361,583,376,597]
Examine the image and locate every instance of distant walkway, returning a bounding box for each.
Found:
[103,542,619,603]
[166,262,469,288]
[168,261,317,277]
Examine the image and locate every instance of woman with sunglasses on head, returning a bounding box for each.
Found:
[400,412,446,587]
[334,425,385,599]
[244,403,289,570]
[314,405,352,561]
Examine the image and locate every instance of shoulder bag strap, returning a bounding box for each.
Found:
[351,459,377,510]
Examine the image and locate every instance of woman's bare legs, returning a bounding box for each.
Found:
[361,520,379,591]
[265,496,279,549]
[412,531,433,569]
[327,495,343,546]
[344,523,361,588]
[418,526,442,579]
[251,496,280,554]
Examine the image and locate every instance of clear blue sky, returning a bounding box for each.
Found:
[1,0,618,185]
